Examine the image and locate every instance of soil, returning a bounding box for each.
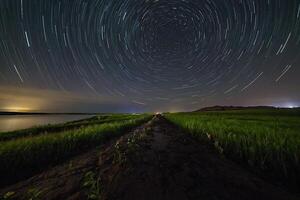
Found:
[0,115,298,200]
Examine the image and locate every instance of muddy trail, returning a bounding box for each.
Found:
[0,115,298,200]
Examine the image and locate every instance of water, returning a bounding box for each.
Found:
[0,115,93,132]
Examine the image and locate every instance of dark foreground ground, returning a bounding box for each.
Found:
[0,116,298,200]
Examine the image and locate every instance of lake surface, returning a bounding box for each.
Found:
[0,115,93,132]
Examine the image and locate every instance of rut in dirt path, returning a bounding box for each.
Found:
[100,115,297,200]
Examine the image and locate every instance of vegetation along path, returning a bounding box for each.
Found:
[1,115,298,200]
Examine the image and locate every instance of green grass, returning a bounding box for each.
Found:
[0,114,143,141]
[165,109,300,186]
[0,114,151,186]
[82,171,102,200]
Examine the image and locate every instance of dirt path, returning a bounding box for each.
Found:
[1,115,297,200]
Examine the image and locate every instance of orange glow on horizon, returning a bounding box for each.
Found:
[3,106,33,112]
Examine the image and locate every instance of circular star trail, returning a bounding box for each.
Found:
[0,0,300,111]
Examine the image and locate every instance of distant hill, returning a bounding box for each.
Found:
[195,105,278,112]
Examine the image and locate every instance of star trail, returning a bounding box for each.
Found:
[0,0,300,113]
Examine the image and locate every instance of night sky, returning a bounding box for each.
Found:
[0,0,300,113]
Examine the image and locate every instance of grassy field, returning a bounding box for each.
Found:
[0,114,142,141]
[165,108,300,186]
[0,114,151,186]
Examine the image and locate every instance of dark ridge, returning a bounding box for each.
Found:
[194,105,298,112]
